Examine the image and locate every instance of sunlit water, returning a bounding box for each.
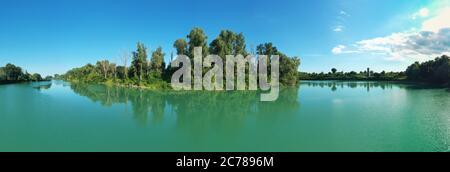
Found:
[0,80,449,152]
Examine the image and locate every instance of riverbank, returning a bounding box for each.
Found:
[63,79,171,90]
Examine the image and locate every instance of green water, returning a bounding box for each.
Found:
[0,80,449,152]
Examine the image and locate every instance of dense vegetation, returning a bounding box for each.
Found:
[0,63,50,84]
[59,27,301,89]
[298,69,406,81]
[405,55,450,86]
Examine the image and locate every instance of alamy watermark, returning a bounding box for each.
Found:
[170,47,279,101]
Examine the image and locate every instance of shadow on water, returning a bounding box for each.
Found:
[66,82,301,128]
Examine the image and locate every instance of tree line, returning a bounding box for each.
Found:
[299,55,450,86]
[0,63,50,84]
[405,55,450,85]
[59,27,301,89]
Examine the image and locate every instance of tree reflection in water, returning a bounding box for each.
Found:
[299,80,422,92]
[68,83,301,129]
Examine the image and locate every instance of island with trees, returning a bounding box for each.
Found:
[58,28,301,89]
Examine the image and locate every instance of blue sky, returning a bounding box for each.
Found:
[1,0,449,76]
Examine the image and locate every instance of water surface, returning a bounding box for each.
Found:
[0,80,449,152]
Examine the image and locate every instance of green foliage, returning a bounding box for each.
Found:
[4,63,23,81]
[0,63,47,84]
[299,70,405,81]
[257,43,278,57]
[187,27,209,58]
[173,39,188,55]
[406,55,450,85]
[279,53,301,86]
[256,42,301,86]
[0,67,6,81]
[31,73,43,81]
[131,42,148,82]
[150,47,166,78]
[60,27,305,89]
[209,30,248,58]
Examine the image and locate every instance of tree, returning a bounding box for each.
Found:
[31,73,43,81]
[435,60,450,83]
[187,27,208,58]
[109,63,117,79]
[209,30,235,58]
[209,30,248,57]
[405,55,450,84]
[279,53,301,86]
[116,66,126,79]
[235,33,247,56]
[4,63,23,81]
[406,62,420,80]
[331,68,337,74]
[209,38,227,58]
[131,42,148,82]
[257,43,278,56]
[173,39,188,55]
[97,60,110,79]
[150,47,166,77]
[256,43,300,86]
[0,67,5,81]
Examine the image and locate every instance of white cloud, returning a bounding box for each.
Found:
[333,25,344,32]
[354,29,450,60]
[332,6,450,61]
[332,45,345,54]
[422,7,450,32]
[412,8,429,19]
[332,45,359,54]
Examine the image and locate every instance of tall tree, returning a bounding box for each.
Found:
[187,27,208,58]
[257,43,278,56]
[131,42,148,81]
[0,67,5,81]
[150,47,166,77]
[97,60,110,79]
[209,30,248,57]
[173,39,188,55]
[235,33,247,56]
[109,63,117,79]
